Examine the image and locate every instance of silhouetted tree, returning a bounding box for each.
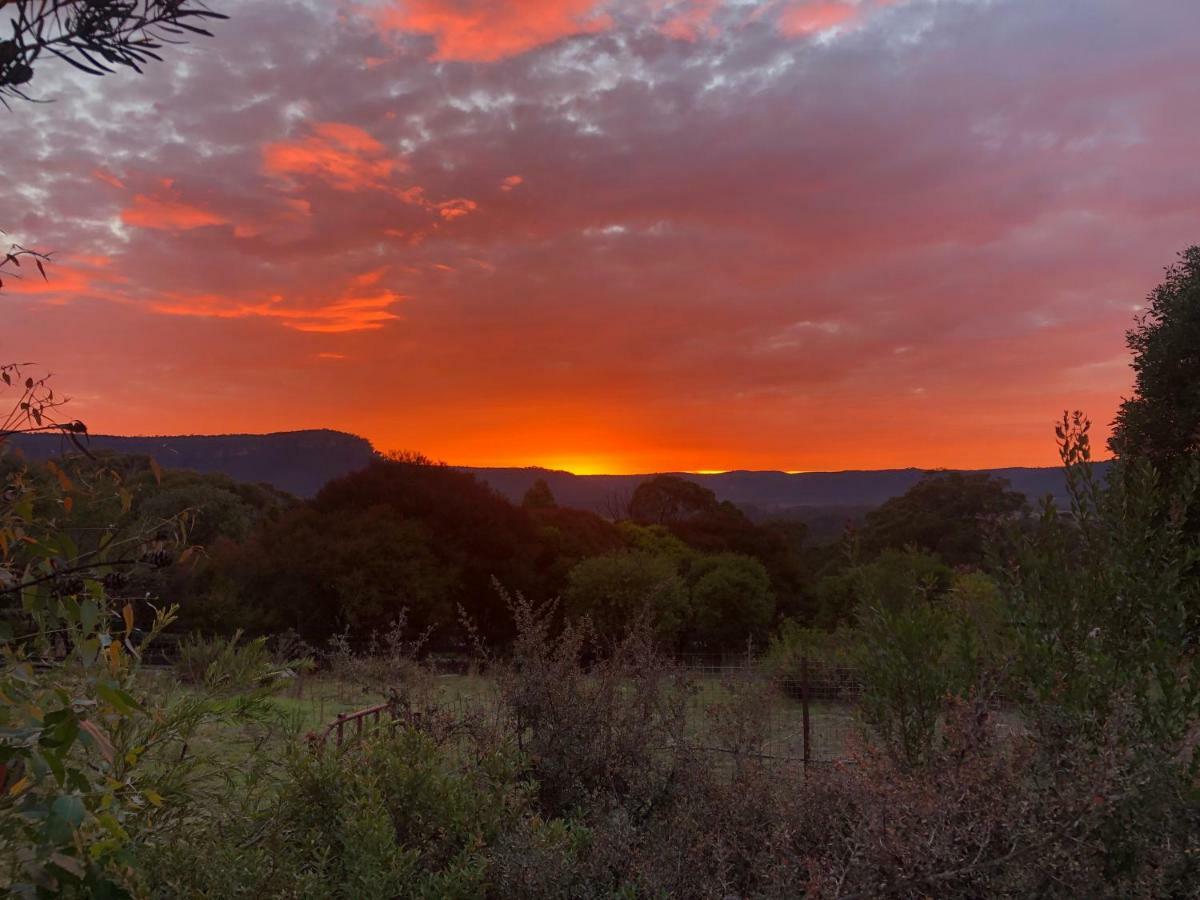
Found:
[0,363,86,442]
[522,477,557,509]
[221,505,453,637]
[529,504,624,592]
[628,475,719,525]
[312,458,544,641]
[1110,245,1200,466]
[0,240,50,292]
[627,475,809,621]
[859,472,1028,567]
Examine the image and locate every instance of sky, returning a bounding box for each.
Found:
[3,0,1198,474]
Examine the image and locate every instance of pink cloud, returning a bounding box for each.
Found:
[150,279,404,334]
[372,0,612,61]
[437,198,478,220]
[92,168,125,190]
[777,1,859,37]
[263,122,401,191]
[121,182,228,231]
[659,0,721,42]
[2,254,125,304]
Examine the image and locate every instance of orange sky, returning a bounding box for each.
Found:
[5,0,1193,474]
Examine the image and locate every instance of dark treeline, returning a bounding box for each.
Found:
[11,441,1041,656]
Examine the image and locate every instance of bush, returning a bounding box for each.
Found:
[175,630,306,694]
[281,729,528,899]
[322,612,435,714]
[143,726,530,899]
[852,599,962,768]
[495,584,695,818]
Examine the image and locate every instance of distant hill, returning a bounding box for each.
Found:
[9,429,375,498]
[460,464,1108,538]
[6,428,1105,526]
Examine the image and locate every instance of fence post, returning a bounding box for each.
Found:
[801,655,812,775]
[336,712,346,748]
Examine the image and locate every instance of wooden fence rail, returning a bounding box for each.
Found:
[307,700,399,751]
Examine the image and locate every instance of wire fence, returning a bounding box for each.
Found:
[306,656,867,771]
[674,658,862,766]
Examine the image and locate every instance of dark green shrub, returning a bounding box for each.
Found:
[175,630,307,694]
[281,729,528,899]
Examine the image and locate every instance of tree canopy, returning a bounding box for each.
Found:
[522,477,557,510]
[687,552,775,650]
[1110,245,1200,465]
[563,551,689,643]
[859,471,1028,566]
[628,474,720,525]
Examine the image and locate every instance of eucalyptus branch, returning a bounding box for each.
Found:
[0,241,51,289]
[1,2,227,104]
[0,556,146,595]
[0,362,90,452]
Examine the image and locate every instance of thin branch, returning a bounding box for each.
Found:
[1,2,227,103]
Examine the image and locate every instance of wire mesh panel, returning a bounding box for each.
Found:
[677,658,862,768]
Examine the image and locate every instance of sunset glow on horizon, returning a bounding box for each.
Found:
[6,0,1196,473]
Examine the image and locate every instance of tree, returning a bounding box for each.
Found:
[833,547,979,768]
[687,553,775,650]
[628,475,719,525]
[0,240,50,292]
[528,505,624,595]
[859,472,1028,566]
[996,414,1200,868]
[0,8,231,886]
[1110,245,1200,465]
[522,477,557,509]
[627,476,810,625]
[813,546,954,628]
[132,471,288,546]
[563,552,689,644]
[313,458,545,642]
[617,521,695,561]
[0,364,86,442]
[229,506,454,637]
